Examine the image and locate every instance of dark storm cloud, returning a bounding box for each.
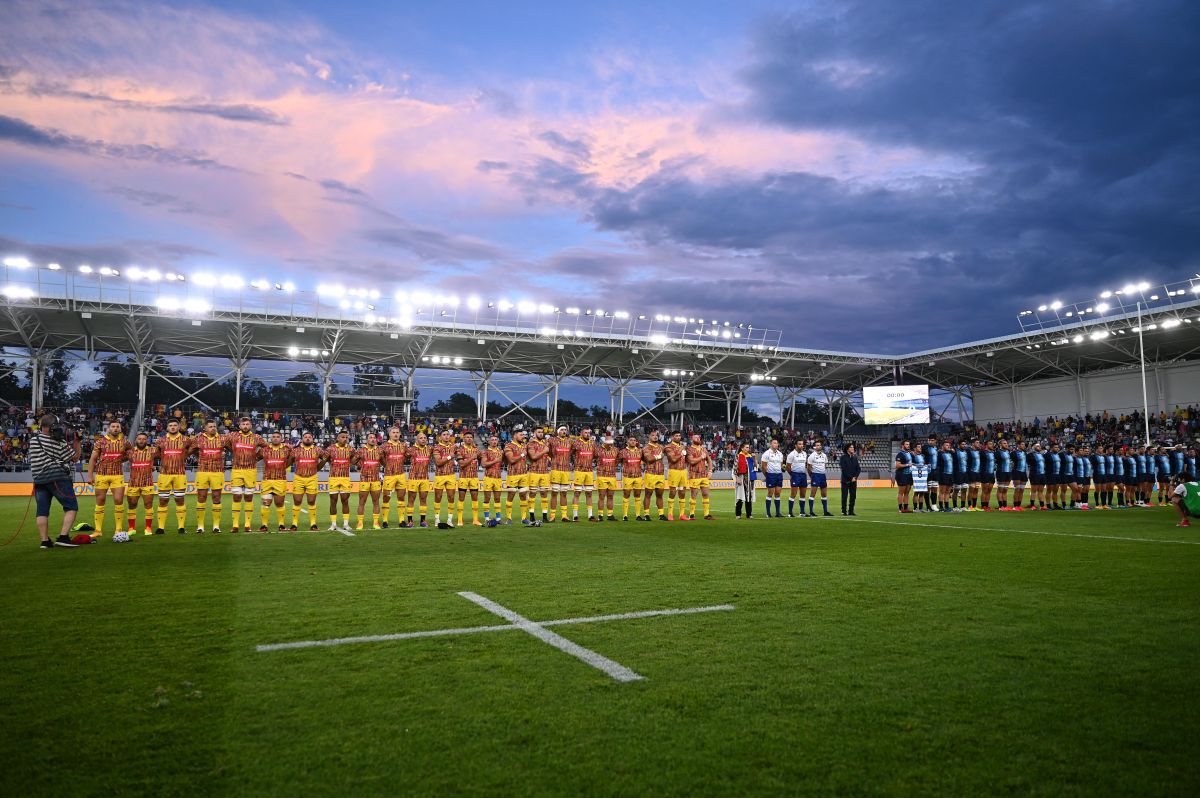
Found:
[507,0,1199,351]
[0,114,239,171]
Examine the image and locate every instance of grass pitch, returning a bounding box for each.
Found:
[2,490,1197,797]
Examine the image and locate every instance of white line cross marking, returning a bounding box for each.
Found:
[256,594,735,683]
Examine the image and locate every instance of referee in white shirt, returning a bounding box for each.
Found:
[786,441,809,517]
[760,439,784,517]
[806,441,833,516]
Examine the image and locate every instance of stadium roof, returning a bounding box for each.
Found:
[2,265,1200,395]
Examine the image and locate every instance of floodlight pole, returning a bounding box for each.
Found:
[1137,300,1151,446]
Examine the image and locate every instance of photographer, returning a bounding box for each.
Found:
[29,414,82,549]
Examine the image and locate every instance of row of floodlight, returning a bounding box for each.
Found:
[1018,280,1199,319]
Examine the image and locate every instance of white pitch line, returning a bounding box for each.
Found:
[255,603,736,653]
[458,591,645,682]
[256,623,517,652]
[338,528,356,537]
[831,516,1200,545]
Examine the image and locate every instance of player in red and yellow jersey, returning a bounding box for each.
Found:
[405,432,433,527]
[455,435,482,526]
[664,432,688,520]
[549,426,574,521]
[290,432,325,531]
[154,419,189,534]
[641,430,667,521]
[504,430,529,524]
[325,430,355,532]
[125,432,157,536]
[225,417,265,533]
[620,437,644,521]
[525,427,551,523]
[595,436,620,522]
[380,428,408,528]
[687,434,715,520]
[480,435,505,525]
[190,420,227,533]
[432,431,458,528]
[87,419,130,536]
[258,432,292,532]
[570,429,596,521]
[354,433,384,530]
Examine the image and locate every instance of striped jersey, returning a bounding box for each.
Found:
[127,445,156,488]
[155,432,189,475]
[227,432,264,470]
[356,445,383,481]
[93,434,130,476]
[407,444,432,479]
[381,441,407,476]
[325,444,354,479]
[291,444,323,478]
[192,433,226,473]
[261,444,291,481]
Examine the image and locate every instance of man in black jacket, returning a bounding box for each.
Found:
[839,443,861,516]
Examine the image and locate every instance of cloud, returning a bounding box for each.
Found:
[0,234,213,267]
[105,186,202,215]
[362,225,504,264]
[0,114,239,171]
[536,130,591,161]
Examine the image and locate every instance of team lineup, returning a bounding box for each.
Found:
[892,436,1193,513]
[85,418,718,536]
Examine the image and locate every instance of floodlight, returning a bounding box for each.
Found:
[47,263,61,271]
[3,257,32,269]
[1049,300,1062,310]
[318,283,345,297]
[287,346,300,357]
[1150,295,1160,301]
[1096,302,1110,312]
[183,299,210,314]
[614,311,629,319]
[79,265,93,274]
[339,300,350,309]
[453,357,463,365]
[99,266,114,276]
[369,289,380,299]
[156,297,180,311]
[250,279,270,290]
[517,300,536,314]
[126,267,144,280]
[193,272,216,286]
[467,296,481,310]
[538,303,554,314]
[540,326,554,335]
[282,281,295,292]
[1137,281,1150,291]
[445,294,460,307]
[1072,335,1084,343]
[650,334,669,344]
[497,299,513,311]
[1162,319,1181,329]
[321,349,330,356]
[1,285,34,299]
[1100,290,1112,298]
[365,313,376,325]
[566,307,580,315]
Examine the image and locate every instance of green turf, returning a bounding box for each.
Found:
[2,489,1197,797]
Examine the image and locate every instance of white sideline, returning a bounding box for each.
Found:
[831,516,1200,545]
[458,591,645,682]
[338,528,356,537]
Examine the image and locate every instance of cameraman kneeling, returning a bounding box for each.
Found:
[29,414,82,549]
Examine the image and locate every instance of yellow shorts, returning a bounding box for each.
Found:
[292,475,318,495]
[433,475,458,490]
[596,476,617,491]
[482,476,504,492]
[550,469,571,486]
[261,479,288,497]
[94,474,126,491]
[644,473,666,490]
[572,471,594,487]
[195,472,224,491]
[328,477,353,494]
[126,485,155,498]
[383,474,408,493]
[156,474,186,494]
[407,479,431,493]
[230,468,258,489]
[687,477,711,490]
[668,471,689,489]
[527,472,550,489]
[506,474,528,489]
[457,477,480,491]
[622,477,644,490]
[358,481,382,493]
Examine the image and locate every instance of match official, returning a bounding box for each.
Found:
[839,443,860,516]
[28,414,82,549]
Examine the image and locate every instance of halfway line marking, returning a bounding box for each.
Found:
[831,516,1200,545]
[458,591,645,682]
[256,603,736,653]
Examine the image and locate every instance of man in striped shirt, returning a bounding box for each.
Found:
[29,414,82,549]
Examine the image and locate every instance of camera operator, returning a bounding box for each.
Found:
[29,414,82,549]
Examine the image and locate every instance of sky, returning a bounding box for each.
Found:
[1,0,1198,355]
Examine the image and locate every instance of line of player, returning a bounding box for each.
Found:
[892,437,1195,513]
[84,417,719,536]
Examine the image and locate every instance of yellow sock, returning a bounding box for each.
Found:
[174,502,185,529]
[472,499,479,523]
[456,498,464,523]
[702,497,710,516]
[506,496,513,518]
[290,504,300,526]
[115,504,127,531]
[212,503,222,527]
[381,501,390,525]
[94,504,105,533]
[397,500,407,522]
[372,511,380,527]
[156,505,168,530]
